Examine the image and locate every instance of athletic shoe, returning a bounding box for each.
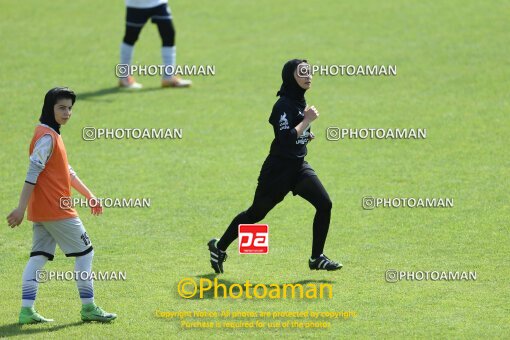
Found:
[119,76,142,89]
[309,254,342,271]
[19,307,54,324]
[81,303,117,322]
[161,76,192,88]
[208,238,227,274]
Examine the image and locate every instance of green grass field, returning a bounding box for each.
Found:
[1,0,509,338]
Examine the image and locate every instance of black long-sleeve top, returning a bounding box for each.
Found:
[268,96,311,159]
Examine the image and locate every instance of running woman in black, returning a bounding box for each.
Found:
[208,59,342,273]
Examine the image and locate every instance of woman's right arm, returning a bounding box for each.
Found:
[7,183,35,228]
[6,134,53,228]
[295,106,319,136]
[273,105,319,144]
[294,118,312,137]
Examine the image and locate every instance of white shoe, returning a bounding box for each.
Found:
[162,76,192,88]
[119,76,142,89]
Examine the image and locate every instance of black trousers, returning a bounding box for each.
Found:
[123,4,175,47]
[217,155,332,258]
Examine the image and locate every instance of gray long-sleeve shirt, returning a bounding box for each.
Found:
[25,124,76,184]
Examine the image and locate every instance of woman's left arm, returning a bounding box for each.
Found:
[70,166,102,215]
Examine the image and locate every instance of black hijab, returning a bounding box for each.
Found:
[276,59,307,105]
[39,87,76,135]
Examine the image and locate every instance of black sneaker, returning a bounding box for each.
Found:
[309,254,342,271]
[208,238,227,274]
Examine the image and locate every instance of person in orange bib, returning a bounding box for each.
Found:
[7,87,116,324]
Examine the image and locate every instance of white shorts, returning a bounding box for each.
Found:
[30,217,93,260]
